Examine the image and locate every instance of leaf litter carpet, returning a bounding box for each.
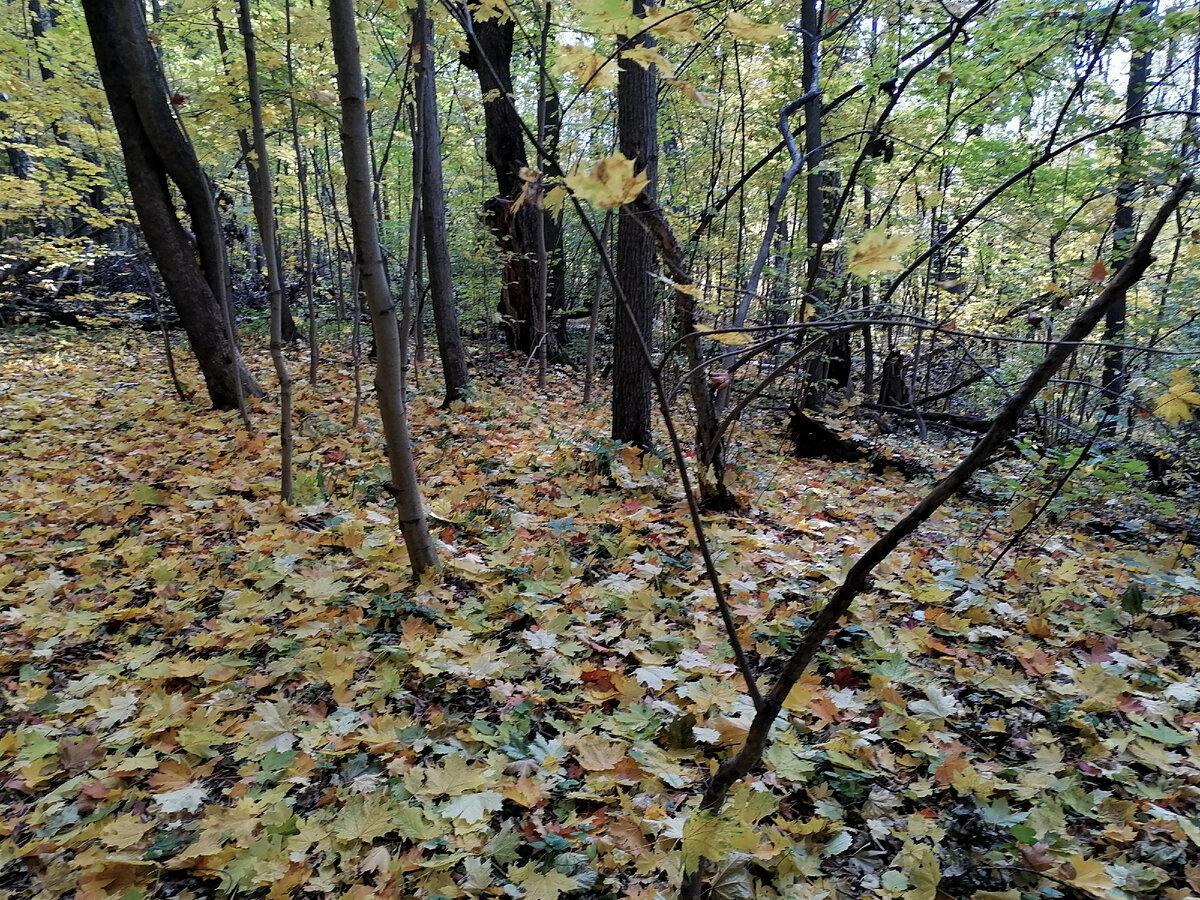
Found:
[1,330,1199,899]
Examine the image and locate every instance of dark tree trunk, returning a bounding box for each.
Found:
[877,349,911,406]
[1101,0,1154,432]
[414,0,471,405]
[83,0,261,410]
[632,195,738,510]
[237,0,294,500]
[460,14,560,357]
[611,0,658,449]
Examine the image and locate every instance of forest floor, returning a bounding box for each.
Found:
[2,328,1199,900]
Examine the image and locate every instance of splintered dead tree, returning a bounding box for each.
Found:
[237,0,294,501]
[82,0,262,413]
[679,177,1191,898]
[329,0,440,577]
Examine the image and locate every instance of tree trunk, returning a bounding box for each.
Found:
[611,0,658,449]
[533,1,551,389]
[237,0,294,501]
[285,0,318,384]
[413,0,471,405]
[631,195,738,510]
[213,4,299,344]
[1101,0,1154,432]
[82,0,261,411]
[459,12,560,358]
[329,0,440,577]
[582,212,612,404]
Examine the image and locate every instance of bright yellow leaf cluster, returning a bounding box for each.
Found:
[564,152,649,208]
[554,44,617,91]
[848,226,914,278]
[723,11,788,42]
[1153,369,1200,425]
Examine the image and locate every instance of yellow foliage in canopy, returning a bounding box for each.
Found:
[647,7,703,42]
[573,0,640,35]
[621,47,675,76]
[471,0,513,22]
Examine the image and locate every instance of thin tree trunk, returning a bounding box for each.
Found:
[148,282,186,401]
[350,258,363,429]
[213,4,299,344]
[582,212,612,403]
[413,0,471,405]
[285,0,318,385]
[532,1,550,390]
[402,103,423,389]
[632,195,737,510]
[237,0,294,501]
[460,11,541,356]
[1101,0,1154,431]
[330,0,439,577]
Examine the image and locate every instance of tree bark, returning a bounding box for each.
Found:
[237,0,294,501]
[413,0,472,405]
[285,0,318,384]
[82,0,261,411]
[330,0,440,577]
[631,195,737,510]
[213,4,299,344]
[611,0,658,449]
[1101,0,1155,432]
[459,12,559,358]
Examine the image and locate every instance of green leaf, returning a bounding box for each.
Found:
[132,483,167,505]
[1121,582,1149,615]
[1133,723,1194,747]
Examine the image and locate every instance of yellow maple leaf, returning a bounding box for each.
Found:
[576,0,641,36]
[333,794,402,844]
[570,732,628,771]
[97,814,153,850]
[564,152,650,209]
[1153,369,1200,425]
[681,810,758,874]
[1059,854,1115,897]
[620,47,675,76]
[724,11,787,42]
[848,227,914,279]
[892,839,941,899]
[471,0,512,22]
[648,7,702,42]
[663,77,711,106]
[419,753,488,797]
[694,323,753,346]
[554,45,617,91]
[508,863,578,900]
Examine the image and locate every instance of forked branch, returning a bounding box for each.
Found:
[679,175,1193,898]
